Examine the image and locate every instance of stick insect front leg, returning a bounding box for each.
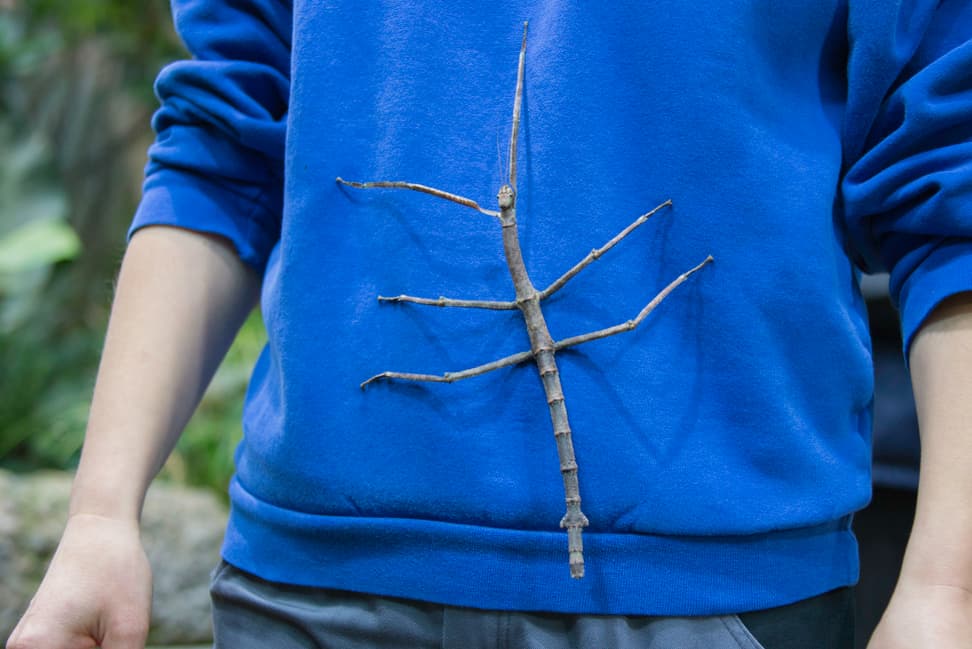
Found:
[377,294,516,310]
[338,178,515,310]
[336,178,501,218]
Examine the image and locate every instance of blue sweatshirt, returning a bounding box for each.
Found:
[132,0,972,615]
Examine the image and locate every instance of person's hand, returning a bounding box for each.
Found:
[866,578,972,648]
[6,513,152,649]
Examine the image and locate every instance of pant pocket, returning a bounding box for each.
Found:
[720,615,767,649]
[209,559,232,586]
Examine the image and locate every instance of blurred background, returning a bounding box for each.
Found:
[0,3,920,648]
[0,0,265,501]
[0,5,263,644]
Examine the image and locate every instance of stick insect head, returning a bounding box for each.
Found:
[497,184,515,210]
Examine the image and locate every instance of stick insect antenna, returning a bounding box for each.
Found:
[508,21,528,194]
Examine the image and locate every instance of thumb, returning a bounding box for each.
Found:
[95,597,151,649]
[98,619,149,649]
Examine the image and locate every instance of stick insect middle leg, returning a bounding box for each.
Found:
[538,199,673,301]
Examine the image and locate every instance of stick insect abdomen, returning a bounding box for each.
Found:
[500,194,590,579]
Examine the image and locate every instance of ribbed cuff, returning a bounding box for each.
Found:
[129,169,278,272]
[897,239,972,359]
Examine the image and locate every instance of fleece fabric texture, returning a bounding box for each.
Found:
[131,0,972,615]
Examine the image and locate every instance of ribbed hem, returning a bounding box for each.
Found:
[220,478,859,616]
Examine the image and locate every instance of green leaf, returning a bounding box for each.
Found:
[0,219,81,274]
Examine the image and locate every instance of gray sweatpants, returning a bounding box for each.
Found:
[210,562,853,649]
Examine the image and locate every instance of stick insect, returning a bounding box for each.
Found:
[337,22,713,579]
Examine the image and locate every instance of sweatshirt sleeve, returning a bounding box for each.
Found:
[841,0,972,356]
[129,0,292,272]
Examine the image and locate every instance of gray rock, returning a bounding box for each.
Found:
[0,469,226,645]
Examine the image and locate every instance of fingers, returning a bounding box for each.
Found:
[6,515,152,649]
[6,613,97,649]
[6,609,148,649]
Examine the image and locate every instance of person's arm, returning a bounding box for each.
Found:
[6,225,259,649]
[72,225,260,521]
[867,291,972,649]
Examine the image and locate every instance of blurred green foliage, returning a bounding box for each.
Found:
[0,3,265,500]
